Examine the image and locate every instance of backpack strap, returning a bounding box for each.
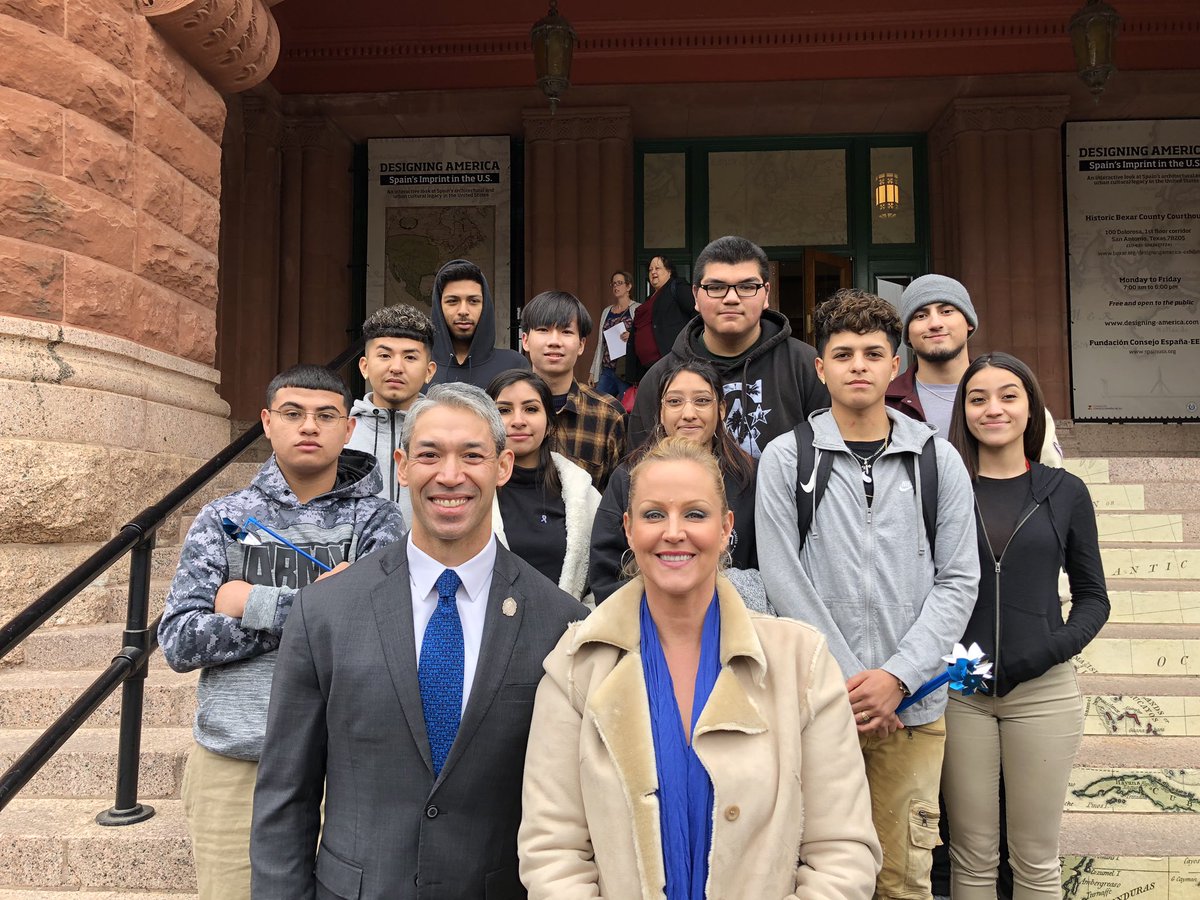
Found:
[903,443,940,554]
[793,421,834,554]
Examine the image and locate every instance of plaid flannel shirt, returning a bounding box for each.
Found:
[554,381,627,492]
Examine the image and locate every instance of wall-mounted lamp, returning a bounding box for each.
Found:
[1069,0,1121,98]
[875,173,901,219]
[531,1,576,114]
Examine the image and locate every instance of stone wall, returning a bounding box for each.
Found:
[0,2,233,614]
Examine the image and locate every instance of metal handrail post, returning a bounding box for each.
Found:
[96,532,157,826]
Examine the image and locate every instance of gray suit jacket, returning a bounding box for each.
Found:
[250,537,587,900]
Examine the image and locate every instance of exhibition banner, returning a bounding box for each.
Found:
[366,137,513,344]
[1065,119,1200,421]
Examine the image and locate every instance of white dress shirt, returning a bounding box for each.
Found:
[408,536,497,715]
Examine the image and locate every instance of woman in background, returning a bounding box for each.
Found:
[589,269,639,399]
[943,352,1108,899]
[487,370,600,602]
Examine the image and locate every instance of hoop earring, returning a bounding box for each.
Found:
[718,549,732,571]
[620,548,640,580]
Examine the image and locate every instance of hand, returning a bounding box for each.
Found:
[214,580,253,618]
[846,668,905,725]
[316,561,351,582]
[857,710,904,737]
[620,331,629,341]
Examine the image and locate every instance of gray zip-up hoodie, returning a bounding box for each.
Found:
[755,407,979,726]
[158,450,406,759]
[345,392,413,526]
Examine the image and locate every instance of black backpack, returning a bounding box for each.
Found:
[792,420,939,554]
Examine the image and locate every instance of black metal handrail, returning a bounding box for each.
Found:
[0,340,363,818]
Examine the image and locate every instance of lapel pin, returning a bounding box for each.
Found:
[502,598,517,617]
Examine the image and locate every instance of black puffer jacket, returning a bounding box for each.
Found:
[963,462,1109,696]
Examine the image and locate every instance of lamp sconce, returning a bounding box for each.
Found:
[531,0,577,114]
[875,173,901,219]
[1069,0,1121,98]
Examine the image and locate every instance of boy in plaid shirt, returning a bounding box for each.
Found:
[520,290,626,491]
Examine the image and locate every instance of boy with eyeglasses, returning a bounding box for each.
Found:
[158,364,405,900]
[628,235,830,457]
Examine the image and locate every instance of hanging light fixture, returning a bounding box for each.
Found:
[531,1,577,114]
[1069,0,1121,97]
[875,173,901,219]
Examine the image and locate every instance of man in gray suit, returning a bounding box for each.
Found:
[250,383,587,899]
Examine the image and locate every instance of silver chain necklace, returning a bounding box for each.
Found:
[850,433,891,483]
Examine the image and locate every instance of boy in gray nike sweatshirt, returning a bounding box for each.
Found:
[158,365,405,900]
[756,291,978,900]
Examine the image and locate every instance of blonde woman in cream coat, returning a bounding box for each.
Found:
[519,437,880,899]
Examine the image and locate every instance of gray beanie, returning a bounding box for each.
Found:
[898,274,978,343]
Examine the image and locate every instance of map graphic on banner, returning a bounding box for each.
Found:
[383,207,496,308]
[1062,856,1200,899]
[367,137,512,344]
[1065,119,1200,421]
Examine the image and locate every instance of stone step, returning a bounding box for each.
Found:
[0,728,190,800]
[0,667,197,729]
[1088,482,1200,513]
[1102,546,1200,581]
[0,799,194,892]
[1096,513,1192,543]
[1105,589,1200,624]
[19,624,150,672]
[1074,734,1200,768]
[1066,457,1200,485]
[1083,694,1200,736]
[0,892,196,899]
[1058,855,1200,899]
[1074,638,1199,677]
[1059,811,1198,856]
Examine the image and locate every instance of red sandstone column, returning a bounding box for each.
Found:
[523,108,633,380]
[927,97,1071,415]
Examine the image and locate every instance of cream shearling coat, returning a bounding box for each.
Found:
[519,575,882,899]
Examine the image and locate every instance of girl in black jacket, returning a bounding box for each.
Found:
[943,352,1108,900]
[589,360,760,606]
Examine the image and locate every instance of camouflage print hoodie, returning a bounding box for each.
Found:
[157,449,406,760]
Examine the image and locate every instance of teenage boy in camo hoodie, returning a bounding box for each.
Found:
[347,303,437,526]
[158,364,406,900]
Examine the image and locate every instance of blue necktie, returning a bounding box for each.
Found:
[419,568,464,776]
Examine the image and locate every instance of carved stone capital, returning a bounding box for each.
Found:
[523,107,633,143]
[931,96,1071,151]
[240,93,284,145]
[140,0,281,94]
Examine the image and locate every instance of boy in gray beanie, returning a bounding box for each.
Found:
[886,274,1059,463]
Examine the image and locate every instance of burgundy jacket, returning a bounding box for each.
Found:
[885,366,926,421]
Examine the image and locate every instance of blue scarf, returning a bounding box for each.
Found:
[640,593,721,900]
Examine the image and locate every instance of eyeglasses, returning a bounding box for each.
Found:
[662,396,716,411]
[269,409,347,427]
[697,282,766,299]
[611,280,628,286]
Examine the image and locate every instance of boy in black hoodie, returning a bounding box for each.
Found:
[428,259,528,389]
[628,236,829,457]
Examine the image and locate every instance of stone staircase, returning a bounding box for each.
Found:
[1,447,1198,896]
[0,457,264,899]
[1057,454,1200,896]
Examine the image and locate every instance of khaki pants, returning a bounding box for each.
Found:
[181,743,257,900]
[859,716,946,899]
[942,661,1083,900]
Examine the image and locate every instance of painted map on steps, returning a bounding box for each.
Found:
[1065,767,1200,814]
[1084,696,1200,737]
[1062,856,1200,900]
